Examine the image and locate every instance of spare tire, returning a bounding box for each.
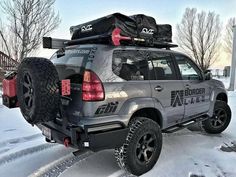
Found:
[17,57,60,124]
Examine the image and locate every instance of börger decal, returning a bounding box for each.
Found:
[171,88,205,107]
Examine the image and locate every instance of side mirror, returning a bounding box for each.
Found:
[204,71,212,80]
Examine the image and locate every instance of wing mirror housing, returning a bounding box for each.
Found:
[204,70,212,80]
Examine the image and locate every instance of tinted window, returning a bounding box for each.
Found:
[175,55,202,80]
[149,52,177,80]
[51,48,92,82]
[112,50,149,81]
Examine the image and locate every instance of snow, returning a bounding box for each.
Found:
[143,130,236,177]
[0,77,236,177]
[0,144,74,177]
[59,150,121,177]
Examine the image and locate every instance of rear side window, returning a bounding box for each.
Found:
[112,50,149,81]
[51,48,95,83]
[149,52,177,80]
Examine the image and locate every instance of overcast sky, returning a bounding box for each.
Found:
[3,0,235,68]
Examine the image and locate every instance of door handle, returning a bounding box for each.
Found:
[154,85,163,92]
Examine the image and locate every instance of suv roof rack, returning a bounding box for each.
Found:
[43,13,178,50]
[43,29,178,50]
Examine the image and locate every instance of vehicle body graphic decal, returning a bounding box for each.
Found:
[95,102,119,115]
[171,88,205,107]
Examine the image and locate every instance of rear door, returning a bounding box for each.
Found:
[51,47,94,123]
[149,51,185,126]
[174,54,211,120]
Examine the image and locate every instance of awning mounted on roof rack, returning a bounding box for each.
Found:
[43,37,68,49]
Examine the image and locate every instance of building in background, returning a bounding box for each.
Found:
[223,66,231,77]
[209,68,224,78]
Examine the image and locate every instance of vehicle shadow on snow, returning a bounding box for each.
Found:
[59,149,128,177]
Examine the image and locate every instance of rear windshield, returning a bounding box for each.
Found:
[51,48,91,67]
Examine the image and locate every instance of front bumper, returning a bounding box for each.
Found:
[38,121,129,151]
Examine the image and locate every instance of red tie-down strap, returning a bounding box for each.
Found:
[61,79,71,96]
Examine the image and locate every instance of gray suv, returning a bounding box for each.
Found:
[2,14,231,176]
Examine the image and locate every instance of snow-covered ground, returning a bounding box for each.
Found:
[0,78,236,177]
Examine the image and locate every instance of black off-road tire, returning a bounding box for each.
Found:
[202,101,231,134]
[17,57,60,124]
[115,117,162,176]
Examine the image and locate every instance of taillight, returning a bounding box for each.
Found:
[82,70,104,101]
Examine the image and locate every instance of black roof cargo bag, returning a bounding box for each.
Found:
[70,13,137,40]
[69,13,173,46]
[156,24,172,42]
[130,14,157,39]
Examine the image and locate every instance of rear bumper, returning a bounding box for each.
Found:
[38,121,129,151]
